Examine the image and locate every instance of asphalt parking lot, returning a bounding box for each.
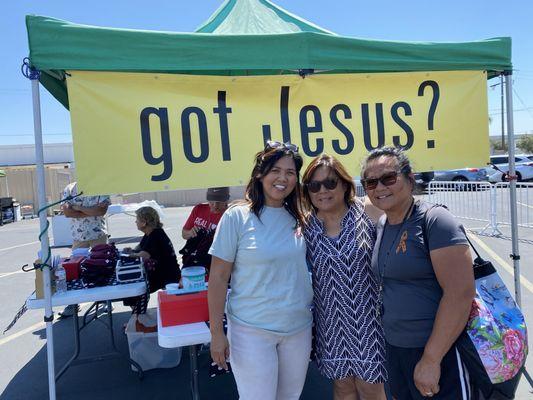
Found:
[0,200,532,399]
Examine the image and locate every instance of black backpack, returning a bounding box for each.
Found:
[179,228,215,270]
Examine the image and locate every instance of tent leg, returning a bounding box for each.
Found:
[504,73,533,392]
[29,65,57,400]
[504,73,521,306]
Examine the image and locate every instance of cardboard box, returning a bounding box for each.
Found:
[158,290,208,327]
[61,256,85,281]
[35,268,55,299]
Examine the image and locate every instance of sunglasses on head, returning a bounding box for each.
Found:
[265,140,299,153]
[361,166,410,191]
[306,177,339,193]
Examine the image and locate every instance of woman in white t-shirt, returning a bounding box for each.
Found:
[208,141,314,400]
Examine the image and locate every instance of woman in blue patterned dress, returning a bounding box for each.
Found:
[302,154,387,400]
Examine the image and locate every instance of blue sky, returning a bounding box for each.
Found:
[2,0,532,145]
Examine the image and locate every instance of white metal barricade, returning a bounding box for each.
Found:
[494,182,533,229]
[427,181,533,235]
[427,180,493,220]
[355,182,365,198]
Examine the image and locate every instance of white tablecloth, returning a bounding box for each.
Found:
[26,281,146,309]
[107,201,164,218]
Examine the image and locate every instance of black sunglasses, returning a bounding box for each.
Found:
[265,140,299,153]
[361,167,409,191]
[306,178,339,193]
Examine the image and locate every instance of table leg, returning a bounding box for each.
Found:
[81,302,98,329]
[189,344,200,400]
[105,300,144,378]
[55,304,81,381]
[106,300,118,352]
[56,301,144,380]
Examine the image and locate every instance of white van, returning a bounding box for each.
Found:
[487,154,533,182]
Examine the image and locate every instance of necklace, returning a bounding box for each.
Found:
[376,198,415,317]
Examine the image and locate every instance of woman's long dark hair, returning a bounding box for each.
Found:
[244,145,304,228]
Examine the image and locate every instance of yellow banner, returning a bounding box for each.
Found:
[67,70,489,194]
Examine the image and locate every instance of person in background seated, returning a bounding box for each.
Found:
[180,187,230,270]
[123,206,181,332]
[59,181,110,318]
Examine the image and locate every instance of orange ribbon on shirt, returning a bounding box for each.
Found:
[396,231,408,254]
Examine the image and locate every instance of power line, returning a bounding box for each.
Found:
[513,88,533,120]
[0,133,72,137]
[489,107,533,113]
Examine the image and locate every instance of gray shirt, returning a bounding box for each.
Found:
[372,200,468,348]
[209,205,313,335]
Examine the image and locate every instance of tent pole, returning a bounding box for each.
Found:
[29,65,57,400]
[504,72,521,306]
[504,73,533,390]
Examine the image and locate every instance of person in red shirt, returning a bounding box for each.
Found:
[180,187,230,270]
[182,187,230,240]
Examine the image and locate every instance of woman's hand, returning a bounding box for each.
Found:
[182,226,199,240]
[210,331,230,370]
[137,250,151,261]
[413,355,441,397]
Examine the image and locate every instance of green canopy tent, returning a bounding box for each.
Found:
[23,1,521,399]
[26,1,511,109]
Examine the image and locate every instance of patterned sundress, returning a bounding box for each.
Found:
[304,202,387,382]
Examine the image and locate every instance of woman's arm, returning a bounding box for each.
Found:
[71,202,109,217]
[135,250,151,260]
[363,197,384,224]
[413,244,475,397]
[61,203,86,218]
[208,256,233,370]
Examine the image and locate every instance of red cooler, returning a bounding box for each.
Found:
[158,290,209,327]
[61,256,85,281]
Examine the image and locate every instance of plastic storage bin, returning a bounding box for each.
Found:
[125,310,182,371]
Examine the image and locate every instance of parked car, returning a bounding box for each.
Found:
[433,168,489,182]
[414,171,435,187]
[487,154,533,182]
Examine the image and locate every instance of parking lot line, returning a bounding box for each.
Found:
[467,233,533,294]
[0,241,39,253]
[0,321,44,347]
[517,201,533,210]
[0,270,25,279]
[0,303,92,348]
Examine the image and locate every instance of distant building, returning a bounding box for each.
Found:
[0,142,244,210]
[0,143,73,167]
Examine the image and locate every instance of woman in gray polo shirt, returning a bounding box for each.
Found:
[361,147,475,400]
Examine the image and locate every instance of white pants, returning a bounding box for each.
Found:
[228,320,312,400]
